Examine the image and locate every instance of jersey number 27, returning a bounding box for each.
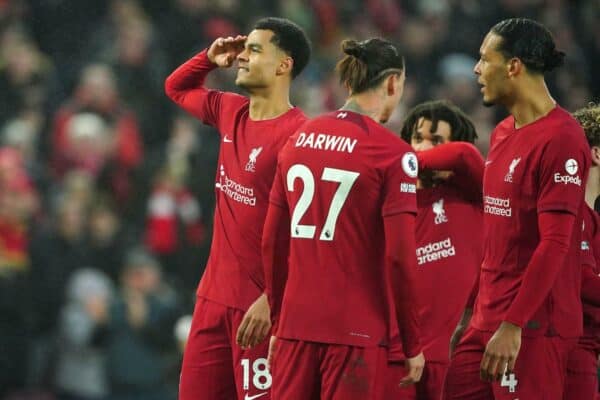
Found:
[287,164,359,241]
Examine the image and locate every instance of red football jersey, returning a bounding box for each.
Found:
[165,50,307,310]
[269,110,418,347]
[472,106,590,338]
[580,205,600,352]
[413,183,482,362]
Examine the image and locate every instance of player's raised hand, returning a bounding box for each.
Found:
[400,352,425,387]
[236,293,271,349]
[480,321,521,382]
[207,35,247,67]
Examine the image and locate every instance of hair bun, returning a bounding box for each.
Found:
[342,40,366,60]
[544,48,565,72]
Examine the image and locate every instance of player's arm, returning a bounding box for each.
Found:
[417,142,484,198]
[164,35,247,126]
[579,215,600,306]
[262,165,291,336]
[581,264,600,307]
[262,203,290,335]
[450,267,479,357]
[381,149,424,385]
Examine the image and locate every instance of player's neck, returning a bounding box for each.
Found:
[506,78,556,129]
[585,167,600,209]
[248,86,293,121]
[340,95,384,123]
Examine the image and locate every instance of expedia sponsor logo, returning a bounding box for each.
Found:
[484,195,512,217]
[416,238,456,266]
[553,173,581,186]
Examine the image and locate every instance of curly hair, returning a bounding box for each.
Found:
[400,100,478,144]
[573,103,600,147]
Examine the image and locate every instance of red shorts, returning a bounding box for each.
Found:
[270,338,387,400]
[387,361,448,400]
[179,297,271,400]
[443,326,576,400]
[563,345,598,400]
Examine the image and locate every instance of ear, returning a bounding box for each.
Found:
[386,74,397,96]
[592,146,600,166]
[276,56,294,77]
[507,57,523,78]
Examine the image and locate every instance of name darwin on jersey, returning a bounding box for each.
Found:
[416,238,456,266]
[295,132,358,154]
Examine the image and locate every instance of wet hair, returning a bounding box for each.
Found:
[573,103,600,147]
[400,100,478,144]
[336,38,404,94]
[253,17,311,79]
[491,18,565,74]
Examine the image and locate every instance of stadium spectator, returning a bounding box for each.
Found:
[50,63,143,204]
[105,248,179,400]
[54,268,113,400]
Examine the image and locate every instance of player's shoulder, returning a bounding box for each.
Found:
[275,107,308,131]
[542,106,585,140]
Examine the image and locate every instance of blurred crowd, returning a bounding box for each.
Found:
[0,0,597,399]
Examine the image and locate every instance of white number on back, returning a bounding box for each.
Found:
[287,164,359,241]
[241,358,271,390]
[500,372,518,393]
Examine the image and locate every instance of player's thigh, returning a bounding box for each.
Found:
[179,298,236,400]
[232,335,272,400]
[416,362,449,400]
[270,338,320,400]
[385,361,417,400]
[492,336,576,400]
[320,344,388,400]
[563,346,597,400]
[442,326,493,400]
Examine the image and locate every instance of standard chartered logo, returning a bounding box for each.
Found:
[215,165,257,206]
[416,238,456,266]
[484,195,512,217]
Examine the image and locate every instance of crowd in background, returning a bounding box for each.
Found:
[0,0,597,399]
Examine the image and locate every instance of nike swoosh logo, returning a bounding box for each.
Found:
[485,160,493,165]
[224,135,233,143]
[245,393,268,400]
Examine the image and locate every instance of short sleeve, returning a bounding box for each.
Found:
[269,162,288,209]
[537,132,589,215]
[381,150,418,217]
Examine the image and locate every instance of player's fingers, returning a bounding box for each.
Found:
[249,321,265,348]
[267,340,276,370]
[241,319,258,348]
[487,355,501,382]
[494,357,508,382]
[254,321,270,347]
[236,315,250,345]
[480,352,492,382]
[507,356,517,374]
